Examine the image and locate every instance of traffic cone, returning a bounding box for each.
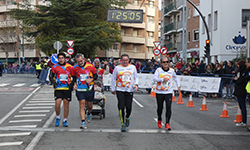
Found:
[220,102,230,118]
[234,106,242,123]
[200,97,208,111]
[177,92,184,104]
[150,87,156,97]
[187,94,195,107]
[150,86,154,97]
[172,90,176,102]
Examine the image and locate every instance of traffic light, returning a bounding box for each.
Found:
[204,40,210,58]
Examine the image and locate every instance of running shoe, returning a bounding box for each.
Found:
[63,120,68,127]
[236,122,247,127]
[80,122,87,129]
[157,120,162,129]
[125,118,130,127]
[165,123,171,131]
[87,114,92,123]
[55,118,60,127]
[121,123,126,132]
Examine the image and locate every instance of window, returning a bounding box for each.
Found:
[188,31,190,42]
[242,9,250,28]
[214,11,218,30]
[202,16,205,34]
[188,8,191,19]
[133,0,138,5]
[121,29,125,36]
[133,30,138,37]
[208,14,211,31]
[177,15,180,22]
[6,0,11,5]
[133,45,138,52]
[113,44,118,50]
[193,29,199,41]
[148,47,153,53]
[148,16,154,23]
[121,45,125,52]
[29,44,35,51]
[148,32,154,37]
[193,5,199,17]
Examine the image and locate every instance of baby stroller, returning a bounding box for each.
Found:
[91,78,106,119]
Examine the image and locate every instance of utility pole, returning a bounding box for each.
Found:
[182,0,187,62]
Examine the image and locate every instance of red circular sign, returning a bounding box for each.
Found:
[67,48,74,55]
[160,47,168,55]
[153,49,160,56]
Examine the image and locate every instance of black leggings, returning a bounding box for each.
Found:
[156,94,172,124]
[116,91,133,125]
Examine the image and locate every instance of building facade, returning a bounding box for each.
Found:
[97,0,160,60]
[199,0,250,63]
[0,0,47,64]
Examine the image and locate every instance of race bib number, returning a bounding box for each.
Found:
[80,74,88,81]
[59,74,68,81]
[122,75,131,82]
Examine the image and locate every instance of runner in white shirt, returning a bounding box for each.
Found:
[153,57,181,131]
[111,54,139,132]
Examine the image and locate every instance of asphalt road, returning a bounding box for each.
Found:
[0,74,250,150]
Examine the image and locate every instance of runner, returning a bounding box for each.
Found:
[153,57,181,131]
[111,54,139,132]
[49,53,74,127]
[72,53,98,129]
[94,58,113,80]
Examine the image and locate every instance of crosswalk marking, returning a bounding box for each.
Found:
[30,83,40,87]
[9,119,42,123]
[31,98,54,101]
[14,114,46,118]
[23,107,53,109]
[26,103,55,106]
[29,101,54,103]
[19,110,50,113]
[0,132,31,137]
[0,142,23,146]
[5,125,37,128]
[0,83,10,87]
[12,83,26,87]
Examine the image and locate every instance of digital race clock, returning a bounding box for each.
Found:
[106,9,143,23]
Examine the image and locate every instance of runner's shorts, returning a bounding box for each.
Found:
[76,91,95,102]
[54,90,72,101]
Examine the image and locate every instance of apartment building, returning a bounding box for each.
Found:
[200,0,250,63]
[0,0,47,64]
[97,0,160,60]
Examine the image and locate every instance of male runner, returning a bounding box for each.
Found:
[111,54,139,132]
[49,52,73,127]
[72,53,98,129]
[153,57,181,131]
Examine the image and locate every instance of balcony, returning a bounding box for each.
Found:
[0,34,18,43]
[106,49,120,58]
[146,37,154,47]
[125,51,145,59]
[0,20,17,28]
[120,22,145,29]
[121,34,145,44]
[146,22,155,32]
[0,4,17,13]
[125,4,146,13]
[147,7,155,17]
[176,0,183,10]
[164,2,179,16]
[164,22,182,34]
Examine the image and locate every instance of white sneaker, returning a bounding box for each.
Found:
[236,122,246,127]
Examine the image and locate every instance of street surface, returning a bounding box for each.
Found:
[0,74,250,150]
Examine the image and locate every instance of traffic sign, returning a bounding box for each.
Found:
[160,47,168,55]
[153,41,161,49]
[67,48,74,55]
[53,41,63,54]
[51,54,58,64]
[67,40,74,47]
[153,49,160,56]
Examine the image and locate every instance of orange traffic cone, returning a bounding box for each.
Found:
[150,86,154,97]
[172,90,176,102]
[177,92,184,104]
[187,94,195,107]
[200,97,208,111]
[150,87,156,97]
[220,102,230,118]
[234,106,242,123]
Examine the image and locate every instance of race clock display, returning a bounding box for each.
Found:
[106,9,143,23]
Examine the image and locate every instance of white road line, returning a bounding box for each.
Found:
[19,110,50,113]
[23,106,53,109]
[153,118,164,126]
[133,98,144,108]
[12,83,26,87]
[14,114,46,118]
[26,103,55,106]
[0,132,31,137]
[0,86,41,125]
[29,101,54,103]
[9,119,42,123]
[6,125,37,128]
[31,98,54,100]
[0,142,23,146]
[30,84,40,87]
[0,83,10,87]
